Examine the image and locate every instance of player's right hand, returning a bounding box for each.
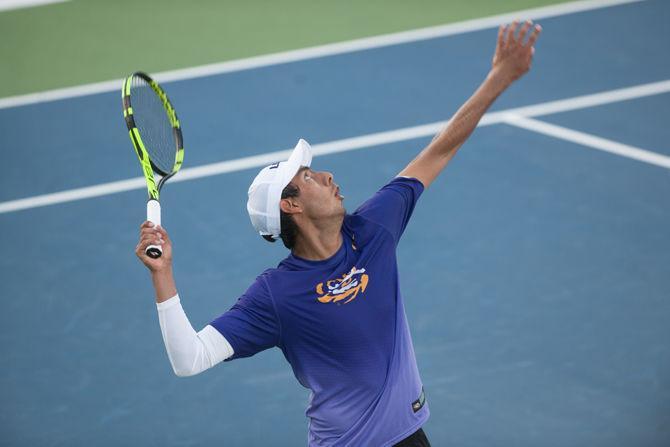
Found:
[136,221,173,273]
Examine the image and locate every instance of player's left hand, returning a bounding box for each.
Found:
[491,20,541,83]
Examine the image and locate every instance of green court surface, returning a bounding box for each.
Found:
[2,0,570,97]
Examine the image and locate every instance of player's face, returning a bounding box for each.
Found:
[292,166,345,220]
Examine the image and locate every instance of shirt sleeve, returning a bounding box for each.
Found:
[353,176,425,244]
[209,274,280,361]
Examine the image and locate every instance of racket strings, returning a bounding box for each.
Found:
[130,76,177,174]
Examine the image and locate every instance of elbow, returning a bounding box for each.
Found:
[170,362,200,378]
[173,367,190,378]
[163,330,227,377]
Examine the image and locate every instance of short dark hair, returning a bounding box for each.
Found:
[262,182,300,249]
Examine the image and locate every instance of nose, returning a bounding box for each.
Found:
[322,171,333,186]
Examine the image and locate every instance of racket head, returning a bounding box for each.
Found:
[122,71,184,200]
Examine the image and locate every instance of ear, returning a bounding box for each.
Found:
[280,197,302,215]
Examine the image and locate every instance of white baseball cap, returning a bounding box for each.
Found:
[247,139,313,239]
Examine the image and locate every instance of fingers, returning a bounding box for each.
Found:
[137,221,169,252]
[139,233,164,246]
[527,24,542,47]
[154,225,170,243]
[139,221,170,238]
[505,20,519,45]
[140,229,164,243]
[139,226,163,240]
[496,24,506,50]
[139,220,166,232]
[518,20,533,43]
[500,20,541,47]
[137,236,163,257]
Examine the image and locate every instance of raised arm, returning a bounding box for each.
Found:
[399,20,541,188]
[136,222,233,377]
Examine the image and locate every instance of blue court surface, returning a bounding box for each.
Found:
[1,1,669,446]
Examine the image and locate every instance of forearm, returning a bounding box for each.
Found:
[151,267,178,303]
[430,68,511,156]
[397,21,539,188]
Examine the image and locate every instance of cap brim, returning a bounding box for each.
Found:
[286,139,312,174]
[277,138,313,186]
[256,139,313,238]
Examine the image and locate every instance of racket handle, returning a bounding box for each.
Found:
[146,199,162,259]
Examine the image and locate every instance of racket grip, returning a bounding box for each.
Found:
[146,199,162,259]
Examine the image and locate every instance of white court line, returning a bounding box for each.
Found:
[1,78,668,215]
[502,114,670,169]
[503,80,670,117]
[0,0,67,12]
[0,0,644,110]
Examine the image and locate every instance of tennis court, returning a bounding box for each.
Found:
[1,0,668,445]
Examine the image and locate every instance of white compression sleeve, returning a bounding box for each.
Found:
[156,294,234,377]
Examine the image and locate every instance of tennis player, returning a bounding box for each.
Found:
[136,21,540,446]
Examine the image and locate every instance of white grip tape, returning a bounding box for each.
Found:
[147,199,161,226]
[146,200,162,258]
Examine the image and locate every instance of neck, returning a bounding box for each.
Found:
[291,216,344,261]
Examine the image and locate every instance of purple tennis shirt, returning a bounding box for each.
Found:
[210,176,429,446]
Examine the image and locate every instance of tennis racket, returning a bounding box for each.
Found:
[122,71,184,258]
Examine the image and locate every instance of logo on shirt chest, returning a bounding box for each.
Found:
[315,266,369,304]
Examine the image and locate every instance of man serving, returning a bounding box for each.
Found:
[136,21,541,447]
